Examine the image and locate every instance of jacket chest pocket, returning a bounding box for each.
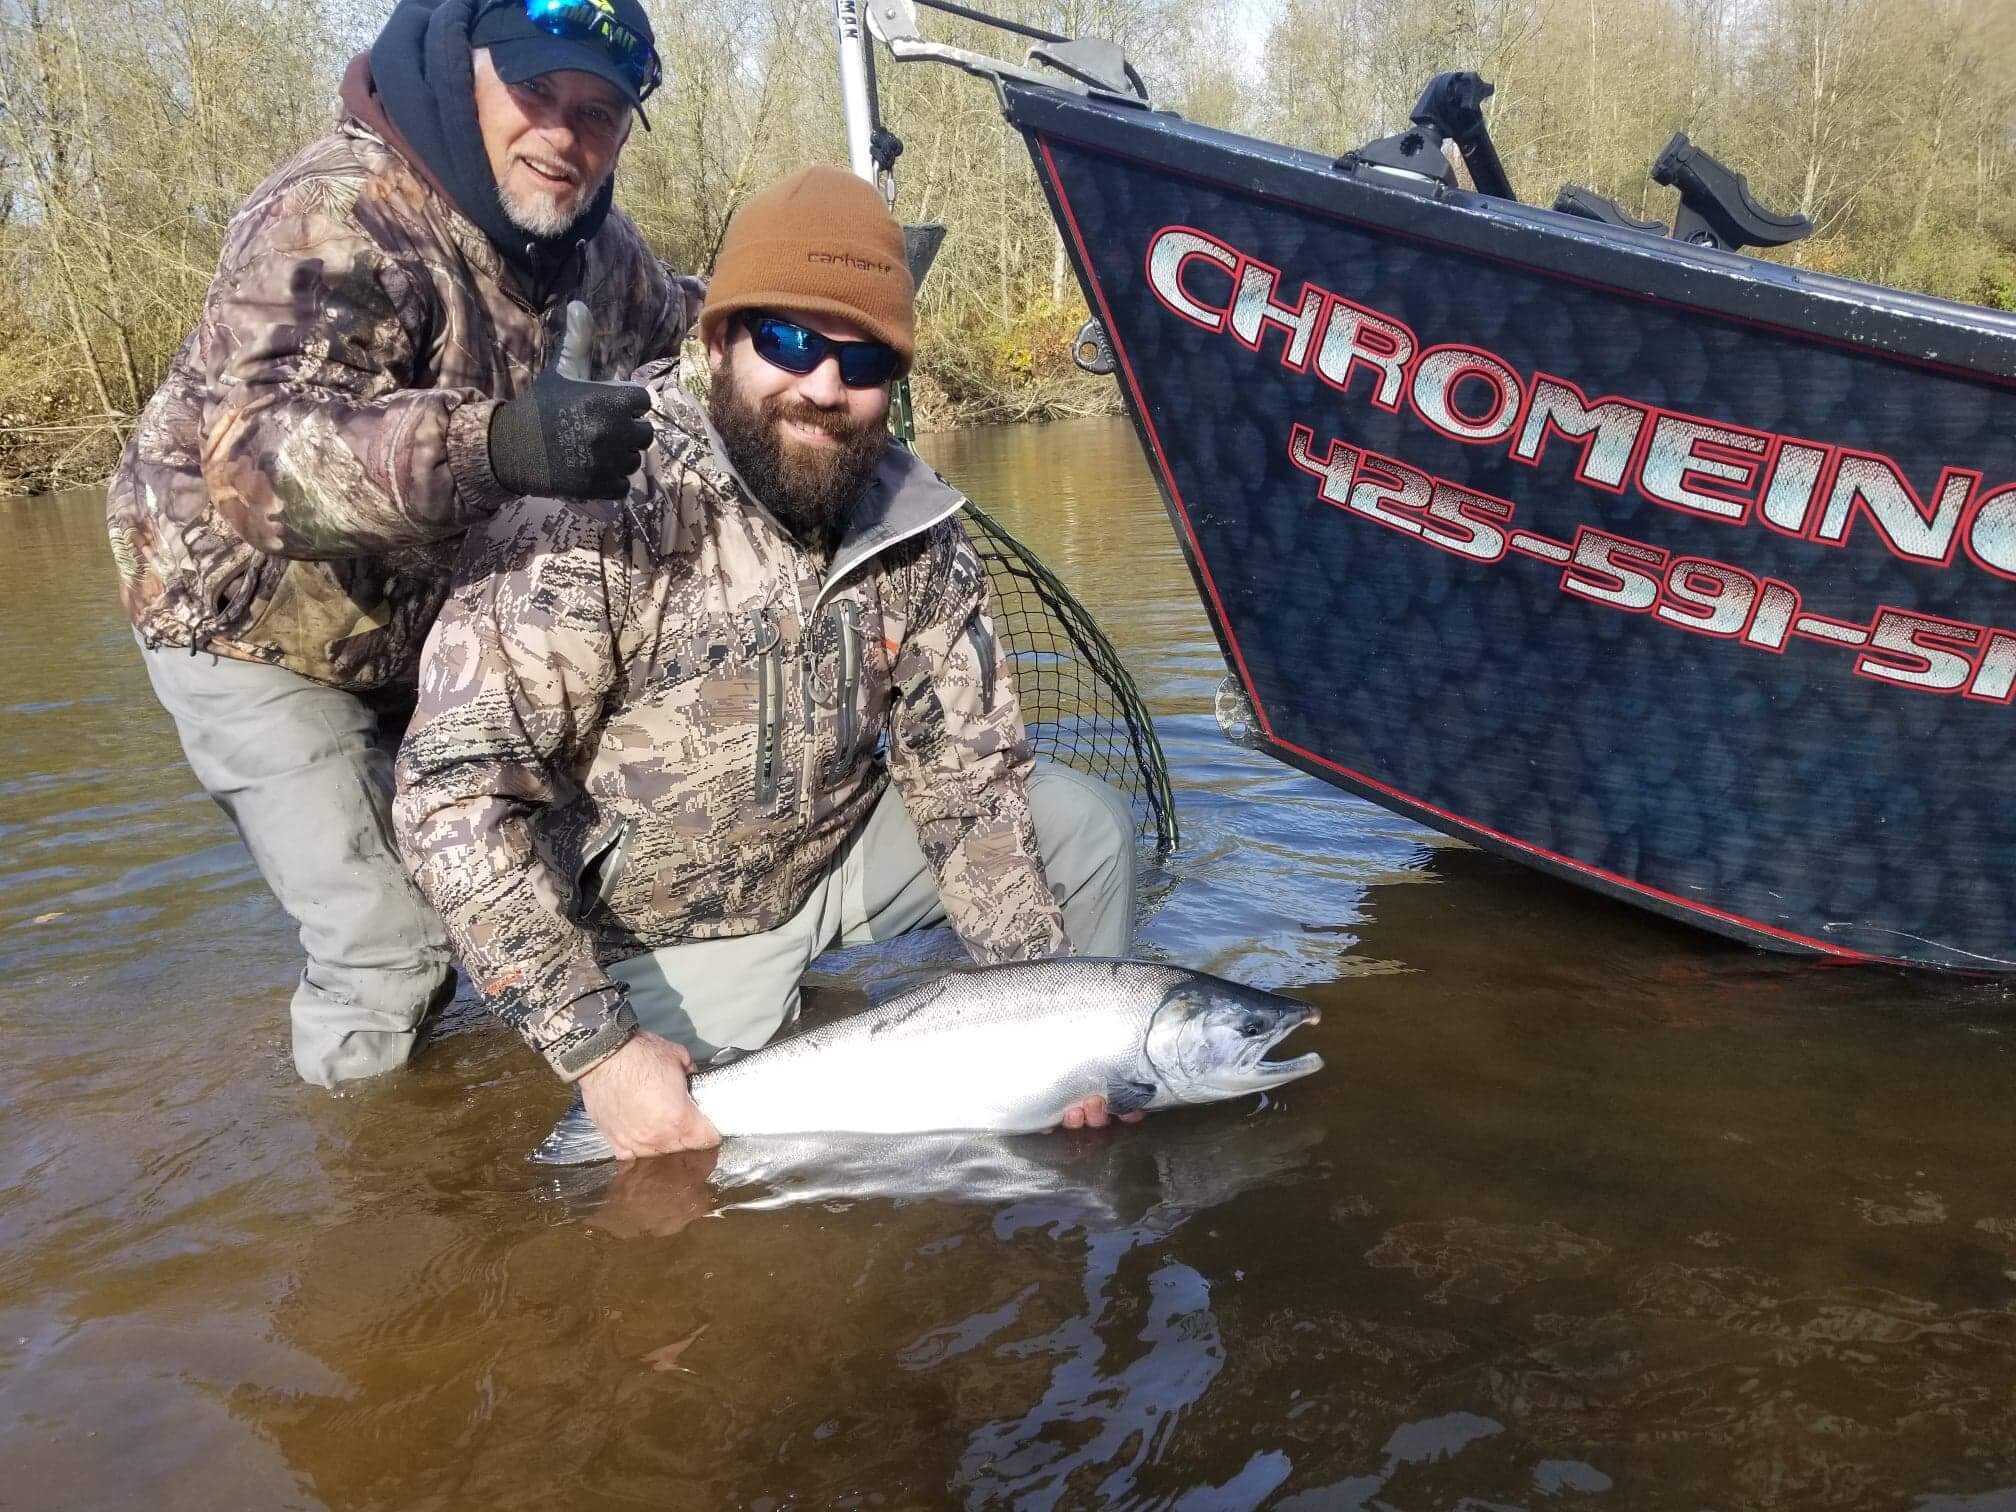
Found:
[639,606,789,813]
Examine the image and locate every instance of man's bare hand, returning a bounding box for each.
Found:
[1057,1095,1147,1131]
[578,1032,722,1160]
[590,1147,722,1238]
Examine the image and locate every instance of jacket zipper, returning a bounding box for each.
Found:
[195,558,267,648]
[574,815,635,917]
[966,616,997,713]
[751,607,781,808]
[825,600,863,785]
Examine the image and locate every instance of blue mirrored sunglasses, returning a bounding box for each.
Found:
[743,313,901,389]
[520,0,662,101]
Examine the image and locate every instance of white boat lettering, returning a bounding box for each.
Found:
[1145,224,2016,579]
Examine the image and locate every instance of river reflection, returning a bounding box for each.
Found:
[3,422,2015,1508]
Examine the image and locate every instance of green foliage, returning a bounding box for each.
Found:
[1982,257,2016,313]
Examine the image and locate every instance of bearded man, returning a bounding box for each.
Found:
[394,168,1137,1157]
[109,0,700,1087]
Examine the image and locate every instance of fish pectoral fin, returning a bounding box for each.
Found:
[1102,1078,1158,1115]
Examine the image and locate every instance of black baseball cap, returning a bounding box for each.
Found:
[470,0,661,122]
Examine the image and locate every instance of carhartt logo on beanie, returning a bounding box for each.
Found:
[699,166,916,374]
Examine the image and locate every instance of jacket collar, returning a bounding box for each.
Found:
[341,53,458,210]
[814,444,965,619]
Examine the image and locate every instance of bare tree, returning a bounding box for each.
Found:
[1,0,2012,494]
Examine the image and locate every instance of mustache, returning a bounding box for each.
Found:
[762,394,872,441]
[514,153,582,186]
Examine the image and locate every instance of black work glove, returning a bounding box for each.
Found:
[487,300,653,500]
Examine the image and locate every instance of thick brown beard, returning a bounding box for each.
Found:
[709,376,888,556]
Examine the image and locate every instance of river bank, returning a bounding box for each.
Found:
[0,337,1125,501]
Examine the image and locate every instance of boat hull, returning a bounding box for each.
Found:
[1007,84,2016,970]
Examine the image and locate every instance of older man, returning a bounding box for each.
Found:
[395,168,1137,1158]
[108,0,698,1087]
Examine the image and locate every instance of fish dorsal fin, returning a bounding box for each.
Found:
[865,976,957,1040]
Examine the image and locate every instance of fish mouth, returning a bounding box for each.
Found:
[1227,1005,1324,1093]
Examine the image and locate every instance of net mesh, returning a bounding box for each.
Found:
[958,501,1178,853]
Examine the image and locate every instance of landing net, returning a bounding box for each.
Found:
[958,501,1178,853]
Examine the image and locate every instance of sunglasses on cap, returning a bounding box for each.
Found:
[496,0,663,103]
[741,313,901,389]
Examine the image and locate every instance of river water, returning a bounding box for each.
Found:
[2,417,2013,1509]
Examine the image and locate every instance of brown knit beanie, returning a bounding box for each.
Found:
[699,166,916,376]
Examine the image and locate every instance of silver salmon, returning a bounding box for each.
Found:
[532,958,1323,1165]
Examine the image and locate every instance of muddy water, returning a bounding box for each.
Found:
[3,419,2014,1510]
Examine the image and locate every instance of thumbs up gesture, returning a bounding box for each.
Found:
[487,300,654,501]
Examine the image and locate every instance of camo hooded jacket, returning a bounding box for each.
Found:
[393,369,1068,1080]
[106,85,696,692]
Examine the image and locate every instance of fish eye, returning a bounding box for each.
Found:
[1239,1014,1269,1038]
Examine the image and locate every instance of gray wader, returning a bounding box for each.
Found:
[138,636,453,1086]
[611,763,1137,1061]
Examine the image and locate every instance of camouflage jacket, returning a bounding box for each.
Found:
[106,115,696,691]
[394,369,1067,1079]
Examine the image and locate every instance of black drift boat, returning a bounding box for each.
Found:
[863,0,2016,970]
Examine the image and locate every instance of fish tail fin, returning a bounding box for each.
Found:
[529,1101,617,1166]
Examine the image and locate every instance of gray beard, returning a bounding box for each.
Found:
[498,176,598,238]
